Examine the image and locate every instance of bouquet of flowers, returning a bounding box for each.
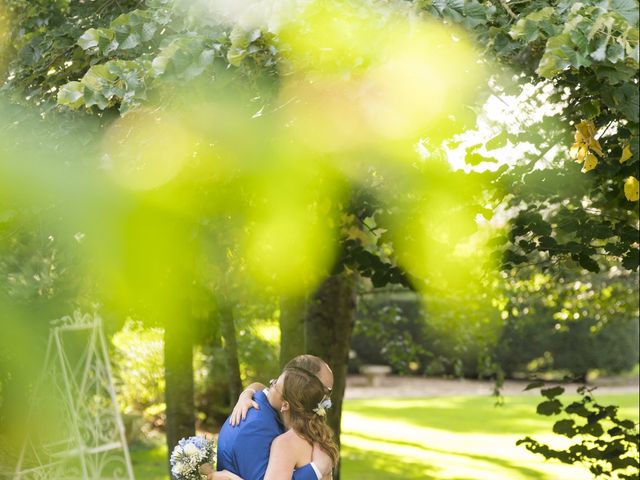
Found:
[170,436,215,480]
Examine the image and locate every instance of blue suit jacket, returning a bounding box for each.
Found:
[217,390,318,480]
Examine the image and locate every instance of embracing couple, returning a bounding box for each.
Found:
[201,355,337,480]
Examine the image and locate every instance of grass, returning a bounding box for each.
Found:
[340,394,638,480]
[130,393,639,480]
[129,438,169,480]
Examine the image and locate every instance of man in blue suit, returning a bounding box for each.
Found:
[216,355,334,480]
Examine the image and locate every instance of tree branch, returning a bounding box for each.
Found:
[499,0,518,21]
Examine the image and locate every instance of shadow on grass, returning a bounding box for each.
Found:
[341,443,438,480]
[342,431,548,480]
[345,396,549,435]
[346,396,551,434]
[345,394,639,436]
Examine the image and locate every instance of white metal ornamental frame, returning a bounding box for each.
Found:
[13,312,135,480]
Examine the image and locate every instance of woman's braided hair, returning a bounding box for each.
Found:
[282,366,339,467]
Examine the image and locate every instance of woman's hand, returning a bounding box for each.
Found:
[199,463,214,479]
[230,382,264,426]
[214,470,243,480]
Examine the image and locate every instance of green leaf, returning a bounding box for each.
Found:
[603,83,639,123]
[609,0,640,25]
[227,47,247,67]
[82,64,118,91]
[541,386,565,399]
[553,419,576,437]
[593,63,638,84]
[617,419,636,429]
[581,422,604,437]
[538,33,572,78]
[524,380,545,391]
[590,36,609,62]
[82,87,109,109]
[98,34,119,55]
[538,236,557,251]
[578,253,600,273]
[504,249,528,265]
[566,401,591,417]
[459,0,487,28]
[77,28,99,51]
[230,27,251,50]
[606,41,625,63]
[608,426,623,436]
[466,150,493,166]
[120,33,141,50]
[622,250,639,271]
[580,99,601,117]
[510,7,556,43]
[57,81,84,109]
[563,241,582,254]
[537,399,563,416]
[567,20,589,54]
[511,19,541,43]
[485,130,508,150]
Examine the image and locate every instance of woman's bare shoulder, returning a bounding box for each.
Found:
[276,429,304,445]
[273,430,312,456]
[271,430,297,448]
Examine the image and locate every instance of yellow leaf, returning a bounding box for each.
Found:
[582,153,598,172]
[577,120,596,140]
[624,176,639,201]
[574,130,583,143]
[620,144,632,163]
[569,143,580,160]
[588,138,604,157]
[345,225,369,243]
[576,121,589,139]
[576,145,588,163]
[585,120,597,137]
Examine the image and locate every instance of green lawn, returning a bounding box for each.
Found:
[131,394,639,480]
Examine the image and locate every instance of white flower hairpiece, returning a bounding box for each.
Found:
[313,397,332,417]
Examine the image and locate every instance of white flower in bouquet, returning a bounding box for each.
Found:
[170,436,215,480]
[183,442,200,458]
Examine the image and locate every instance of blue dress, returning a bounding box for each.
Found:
[217,390,318,480]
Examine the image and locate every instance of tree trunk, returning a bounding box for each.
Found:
[164,320,195,473]
[200,313,229,429]
[279,295,307,368]
[219,302,243,404]
[305,272,356,480]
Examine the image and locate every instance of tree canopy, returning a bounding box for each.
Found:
[2,0,636,293]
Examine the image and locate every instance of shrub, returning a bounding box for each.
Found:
[351,291,428,375]
[497,269,640,379]
[111,320,165,435]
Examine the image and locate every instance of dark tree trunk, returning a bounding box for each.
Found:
[200,313,229,428]
[305,272,356,480]
[279,295,307,368]
[164,320,195,473]
[219,302,243,404]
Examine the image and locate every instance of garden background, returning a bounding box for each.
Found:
[0,0,639,479]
